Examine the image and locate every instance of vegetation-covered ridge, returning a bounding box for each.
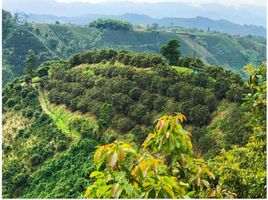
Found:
[38,47,252,162]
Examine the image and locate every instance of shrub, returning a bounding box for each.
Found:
[114,117,135,133]
[5,98,18,107]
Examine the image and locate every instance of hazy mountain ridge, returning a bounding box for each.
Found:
[4,0,266,26]
[25,13,267,38]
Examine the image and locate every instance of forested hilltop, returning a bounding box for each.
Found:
[2,45,266,198]
[3,10,266,84]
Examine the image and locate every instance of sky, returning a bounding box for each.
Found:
[3,0,266,26]
[55,0,266,6]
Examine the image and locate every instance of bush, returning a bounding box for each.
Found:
[5,98,18,107]
[39,113,50,122]
[57,140,68,151]
[37,67,49,77]
[131,125,147,144]
[24,109,34,118]
[30,154,42,166]
[14,104,22,111]
[188,105,210,126]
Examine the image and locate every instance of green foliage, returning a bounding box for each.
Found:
[2,81,71,198]
[2,10,15,40]
[209,63,266,198]
[48,38,59,50]
[21,138,99,198]
[2,61,15,85]
[89,18,133,31]
[161,39,181,65]
[178,56,205,69]
[85,113,231,198]
[97,103,114,130]
[69,49,166,68]
[207,65,246,101]
[147,23,159,32]
[45,50,246,146]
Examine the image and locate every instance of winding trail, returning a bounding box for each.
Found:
[38,90,80,144]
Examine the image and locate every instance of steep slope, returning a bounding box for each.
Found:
[2,50,254,198]
[2,10,57,83]
[2,61,99,198]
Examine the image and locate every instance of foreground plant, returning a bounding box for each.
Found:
[85,113,233,198]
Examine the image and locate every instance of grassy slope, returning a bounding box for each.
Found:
[39,90,81,143]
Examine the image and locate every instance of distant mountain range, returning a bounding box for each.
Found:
[27,13,266,37]
[4,0,266,27]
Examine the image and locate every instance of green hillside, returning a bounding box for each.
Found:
[3,10,266,84]
[3,48,264,198]
[2,9,266,198]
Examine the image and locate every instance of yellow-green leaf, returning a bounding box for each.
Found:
[90,171,104,178]
[107,151,118,168]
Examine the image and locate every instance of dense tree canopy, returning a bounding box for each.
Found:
[89,18,133,31]
[69,49,166,68]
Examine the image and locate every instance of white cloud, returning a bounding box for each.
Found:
[55,0,266,6]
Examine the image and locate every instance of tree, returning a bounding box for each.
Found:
[37,66,49,77]
[85,113,233,198]
[129,87,141,101]
[160,39,181,66]
[178,56,204,69]
[24,52,38,75]
[226,83,245,103]
[188,105,210,126]
[69,53,82,67]
[3,61,14,85]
